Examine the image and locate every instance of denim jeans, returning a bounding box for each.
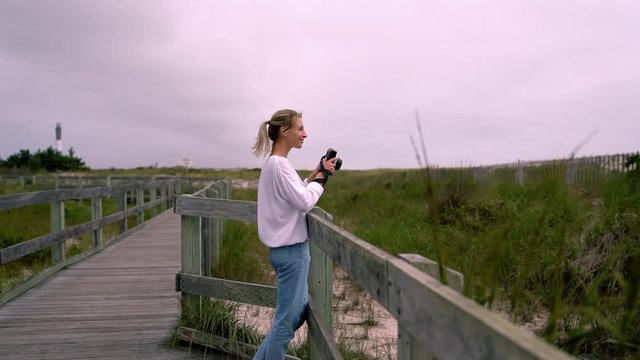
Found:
[253,240,310,360]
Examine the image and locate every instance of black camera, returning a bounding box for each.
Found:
[324,148,342,171]
[317,148,342,185]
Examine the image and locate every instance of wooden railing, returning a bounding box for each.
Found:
[0,178,182,305]
[0,174,224,191]
[174,190,575,359]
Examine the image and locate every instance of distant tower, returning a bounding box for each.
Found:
[55,122,62,152]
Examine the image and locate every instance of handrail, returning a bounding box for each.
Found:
[0,178,183,305]
[0,179,180,210]
[174,195,574,360]
[0,198,166,264]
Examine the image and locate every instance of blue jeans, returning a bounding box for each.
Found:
[253,240,310,360]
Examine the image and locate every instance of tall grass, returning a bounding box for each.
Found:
[207,166,637,358]
[311,166,640,358]
[3,166,638,358]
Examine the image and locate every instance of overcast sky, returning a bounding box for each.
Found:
[1,1,638,170]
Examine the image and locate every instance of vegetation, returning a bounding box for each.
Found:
[1,160,638,358]
[0,147,88,172]
[197,163,639,359]
[313,165,639,359]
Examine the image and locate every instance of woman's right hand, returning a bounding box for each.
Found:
[321,157,337,174]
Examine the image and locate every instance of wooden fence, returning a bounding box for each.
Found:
[173,187,575,359]
[507,152,635,186]
[424,152,638,186]
[0,178,183,305]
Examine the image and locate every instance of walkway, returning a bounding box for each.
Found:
[0,211,225,359]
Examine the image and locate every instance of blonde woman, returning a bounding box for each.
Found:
[252,109,338,359]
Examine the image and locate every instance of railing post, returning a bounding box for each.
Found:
[119,191,128,234]
[308,208,334,360]
[136,188,144,225]
[150,187,157,217]
[397,253,465,360]
[200,185,214,278]
[181,212,203,313]
[168,184,175,208]
[50,200,65,264]
[160,186,167,212]
[201,215,212,277]
[92,197,103,247]
[206,186,221,275]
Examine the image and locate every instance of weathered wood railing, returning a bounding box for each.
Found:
[0,178,182,305]
[174,192,575,359]
[0,174,224,192]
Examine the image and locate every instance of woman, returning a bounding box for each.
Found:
[252,109,337,359]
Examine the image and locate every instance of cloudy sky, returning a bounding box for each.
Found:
[1,1,638,170]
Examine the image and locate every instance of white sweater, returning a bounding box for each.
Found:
[257,155,324,248]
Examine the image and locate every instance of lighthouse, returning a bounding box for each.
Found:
[55,123,62,152]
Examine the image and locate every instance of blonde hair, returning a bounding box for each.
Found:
[252,109,301,157]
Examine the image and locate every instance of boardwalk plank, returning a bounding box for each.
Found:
[0,211,222,359]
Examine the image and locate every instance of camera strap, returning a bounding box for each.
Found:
[319,156,333,185]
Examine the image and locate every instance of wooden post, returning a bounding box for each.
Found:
[209,186,221,273]
[106,176,112,187]
[181,213,203,315]
[220,180,231,236]
[168,184,174,208]
[397,253,465,360]
[201,215,212,277]
[136,189,144,225]
[516,160,524,185]
[308,208,334,360]
[119,191,128,234]
[160,186,167,211]
[92,197,103,247]
[199,187,215,277]
[565,157,578,186]
[50,200,65,264]
[31,175,37,186]
[150,188,157,217]
[223,179,232,199]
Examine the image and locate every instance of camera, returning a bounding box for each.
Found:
[324,148,342,171]
[313,148,342,186]
[314,148,342,186]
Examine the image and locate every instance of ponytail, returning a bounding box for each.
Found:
[252,120,271,158]
[252,109,301,158]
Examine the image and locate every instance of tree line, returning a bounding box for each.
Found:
[0,147,88,172]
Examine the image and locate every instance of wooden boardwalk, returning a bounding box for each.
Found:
[0,210,226,359]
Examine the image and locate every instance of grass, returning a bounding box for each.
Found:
[179,296,263,348]
[310,166,639,359]
[2,165,638,358]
